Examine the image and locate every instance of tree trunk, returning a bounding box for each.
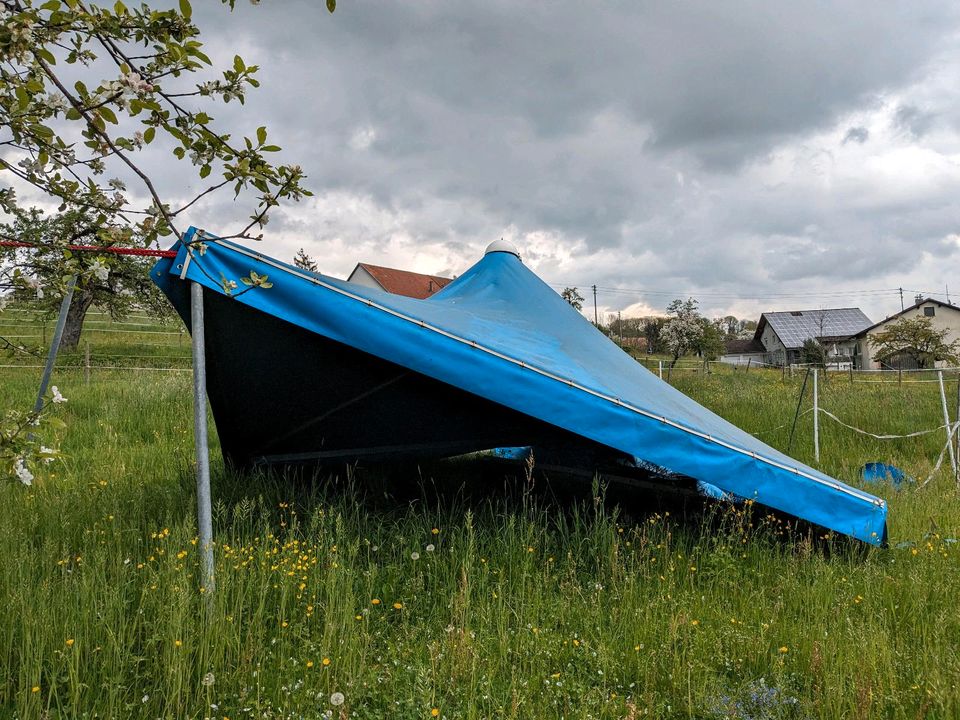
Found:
[58,288,95,352]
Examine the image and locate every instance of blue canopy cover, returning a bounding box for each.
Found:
[153,229,887,545]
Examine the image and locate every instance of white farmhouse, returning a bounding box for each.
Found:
[852,298,960,370]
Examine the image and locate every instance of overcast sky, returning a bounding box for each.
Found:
[14,1,960,323]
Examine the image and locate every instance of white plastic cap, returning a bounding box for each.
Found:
[484,238,521,258]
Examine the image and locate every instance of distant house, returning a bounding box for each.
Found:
[852,298,960,370]
[719,338,769,366]
[754,308,872,367]
[347,263,453,299]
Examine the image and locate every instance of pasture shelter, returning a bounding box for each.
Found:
[347,262,453,299]
[852,297,960,370]
[152,229,887,546]
[754,308,872,366]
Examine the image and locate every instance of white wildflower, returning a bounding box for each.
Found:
[410,552,420,561]
[39,446,56,463]
[133,130,145,148]
[425,544,435,552]
[13,458,33,486]
[141,694,149,703]
[329,692,345,707]
[201,672,215,687]
[50,386,67,404]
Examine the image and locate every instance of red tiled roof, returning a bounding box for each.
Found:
[356,263,453,299]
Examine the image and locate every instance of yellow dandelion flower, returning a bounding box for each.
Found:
[306,660,314,668]
[779,646,789,653]
[65,638,75,647]
[31,686,40,693]
[393,602,403,609]
[355,614,363,621]
[431,709,440,717]
[371,598,381,605]
[690,620,699,626]
[322,657,331,666]
[174,640,182,647]
[281,621,288,628]
[431,528,439,535]
[572,639,580,647]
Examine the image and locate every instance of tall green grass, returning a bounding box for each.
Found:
[1,358,959,718]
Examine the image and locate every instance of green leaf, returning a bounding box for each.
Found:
[143,127,156,144]
[327,0,336,13]
[35,47,57,65]
[199,164,211,178]
[179,0,192,19]
[233,55,245,73]
[256,126,266,145]
[114,1,127,16]
[98,106,118,124]
[261,145,280,152]
[66,108,81,121]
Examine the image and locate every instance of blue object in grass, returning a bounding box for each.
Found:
[861,462,913,488]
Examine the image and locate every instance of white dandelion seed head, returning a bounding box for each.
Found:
[426,544,435,552]
[410,552,420,561]
[201,672,215,687]
[330,691,345,706]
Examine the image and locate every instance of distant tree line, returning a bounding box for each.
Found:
[559,288,757,364]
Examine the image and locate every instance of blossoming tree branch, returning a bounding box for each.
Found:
[0,0,335,483]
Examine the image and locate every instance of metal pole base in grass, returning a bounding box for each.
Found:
[191,281,216,608]
[32,274,77,416]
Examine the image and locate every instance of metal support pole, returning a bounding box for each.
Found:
[955,376,960,486]
[84,342,91,386]
[33,275,77,416]
[937,370,956,476]
[658,359,663,380]
[191,281,216,604]
[812,368,820,463]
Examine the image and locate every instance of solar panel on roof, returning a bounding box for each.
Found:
[763,308,871,348]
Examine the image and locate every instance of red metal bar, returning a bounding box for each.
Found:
[0,240,177,258]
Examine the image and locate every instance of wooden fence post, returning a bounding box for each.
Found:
[84,342,90,386]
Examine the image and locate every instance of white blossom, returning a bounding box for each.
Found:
[50,386,67,404]
[89,260,110,282]
[13,458,33,486]
[39,446,57,463]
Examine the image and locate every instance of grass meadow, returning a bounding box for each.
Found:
[2,306,960,719]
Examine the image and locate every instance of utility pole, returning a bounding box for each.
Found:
[592,285,598,326]
[899,287,904,311]
[618,310,623,345]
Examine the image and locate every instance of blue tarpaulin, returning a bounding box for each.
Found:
[153,229,888,545]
